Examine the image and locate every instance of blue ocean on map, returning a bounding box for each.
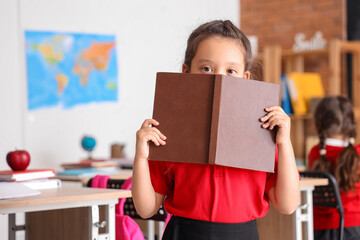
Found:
[25,31,118,110]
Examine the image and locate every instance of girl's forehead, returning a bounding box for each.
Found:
[194,37,245,63]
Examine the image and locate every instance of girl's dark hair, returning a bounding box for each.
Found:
[312,96,359,192]
[183,20,259,79]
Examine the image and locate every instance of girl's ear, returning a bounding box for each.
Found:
[182,64,190,73]
[243,71,251,79]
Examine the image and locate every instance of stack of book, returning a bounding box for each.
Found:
[60,159,119,169]
[57,159,122,180]
[0,169,61,190]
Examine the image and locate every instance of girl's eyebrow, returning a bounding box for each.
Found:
[197,59,242,66]
[197,59,214,64]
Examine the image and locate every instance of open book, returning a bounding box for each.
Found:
[149,72,280,172]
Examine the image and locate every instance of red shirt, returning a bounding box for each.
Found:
[149,154,278,223]
[308,144,360,230]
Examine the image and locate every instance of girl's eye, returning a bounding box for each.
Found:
[201,66,212,72]
[227,69,237,74]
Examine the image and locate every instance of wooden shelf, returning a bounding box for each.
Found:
[289,113,313,120]
[260,39,360,163]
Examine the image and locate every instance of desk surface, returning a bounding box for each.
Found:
[0,186,131,214]
[300,177,328,187]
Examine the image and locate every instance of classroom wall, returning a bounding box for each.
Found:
[0,0,239,238]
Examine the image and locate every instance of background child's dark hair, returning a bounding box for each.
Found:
[312,96,360,192]
[183,20,260,80]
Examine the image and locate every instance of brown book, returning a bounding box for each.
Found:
[149,72,280,172]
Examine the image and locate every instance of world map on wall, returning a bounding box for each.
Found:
[25,31,118,110]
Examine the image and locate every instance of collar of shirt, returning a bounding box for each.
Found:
[325,138,349,147]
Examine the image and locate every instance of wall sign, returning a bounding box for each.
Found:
[292,31,327,52]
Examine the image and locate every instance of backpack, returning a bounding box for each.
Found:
[91,175,145,240]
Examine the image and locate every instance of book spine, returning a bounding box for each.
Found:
[208,75,222,164]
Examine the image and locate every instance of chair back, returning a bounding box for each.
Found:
[87,177,168,222]
[300,171,344,240]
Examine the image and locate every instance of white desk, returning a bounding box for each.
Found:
[0,186,131,240]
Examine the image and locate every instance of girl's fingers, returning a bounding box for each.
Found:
[262,114,287,129]
[150,129,166,145]
[149,135,160,146]
[265,106,283,112]
[260,107,285,122]
[141,119,159,128]
[150,127,167,140]
[138,128,166,145]
[139,119,167,140]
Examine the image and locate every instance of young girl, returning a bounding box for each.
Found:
[308,96,360,240]
[132,20,300,240]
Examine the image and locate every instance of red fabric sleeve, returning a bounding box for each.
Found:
[148,160,173,196]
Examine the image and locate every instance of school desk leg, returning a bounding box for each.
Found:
[158,221,165,239]
[89,204,116,240]
[294,186,314,240]
[8,213,26,240]
[147,220,155,240]
[105,204,116,240]
[8,214,16,240]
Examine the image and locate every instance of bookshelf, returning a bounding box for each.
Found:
[259,39,360,165]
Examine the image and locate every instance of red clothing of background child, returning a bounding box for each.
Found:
[309,144,360,230]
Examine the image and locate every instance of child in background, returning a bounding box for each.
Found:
[132,20,300,240]
[308,96,360,240]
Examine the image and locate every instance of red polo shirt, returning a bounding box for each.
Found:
[308,144,360,230]
[149,154,278,223]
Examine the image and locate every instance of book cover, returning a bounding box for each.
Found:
[149,72,280,172]
[286,72,324,115]
[281,74,293,115]
[0,169,56,182]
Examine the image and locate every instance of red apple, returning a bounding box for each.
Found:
[6,150,30,171]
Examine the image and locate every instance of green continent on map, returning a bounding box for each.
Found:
[32,35,66,65]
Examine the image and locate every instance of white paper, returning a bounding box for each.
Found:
[0,182,41,199]
[21,178,62,190]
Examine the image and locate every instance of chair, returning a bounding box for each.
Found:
[300,171,344,240]
[87,177,169,240]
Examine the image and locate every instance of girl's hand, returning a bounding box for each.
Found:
[135,119,167,161]
[260,106,291,145]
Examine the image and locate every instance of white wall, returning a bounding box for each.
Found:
[0,0,239,238]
